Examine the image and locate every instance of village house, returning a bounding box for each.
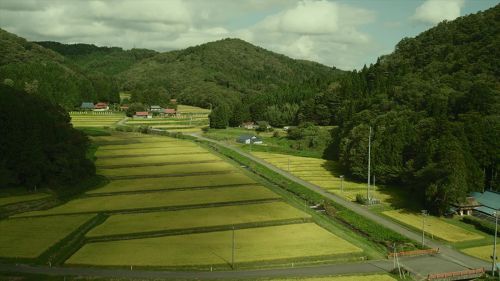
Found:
[134,111,152,119]
[236,135,263,144]
[80,102,94,110]
[163,108,176,117]
[93,102,109,111]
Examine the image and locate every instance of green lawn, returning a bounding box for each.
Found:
[96,153,219,167]
[98,161,236,177]
[87,202,310,237]
[16,185,280,217]
[87,173,257,194]
[383,210,484,243]
[0,193,51,206]
[67,223,362,267]
[0,214,94,258]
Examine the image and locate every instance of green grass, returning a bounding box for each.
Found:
[87,173,257,194]
[97,161,236,177]
[0,214,94,258]
[16,185,281,217]
[67,223,362,267]
[96,153,219,167]
[382,210,484,243]
[86,202,310,237]
[0,193,51,206]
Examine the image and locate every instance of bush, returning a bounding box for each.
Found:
[273,131,280,138]
[355,193,368,205]
[462,216,499,236]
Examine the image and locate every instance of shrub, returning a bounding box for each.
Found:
[462,216,499,236]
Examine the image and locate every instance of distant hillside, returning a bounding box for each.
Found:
[118,38,343,120]
[0,28,119,108]
[36,41,158,76]
[324,4,499,214]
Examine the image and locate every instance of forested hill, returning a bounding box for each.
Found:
[324,4,499,214]
[0,28,119,108]
[35,41,158,76]
[118,38,343,122]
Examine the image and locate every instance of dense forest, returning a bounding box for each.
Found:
[118,38,343,123]
[315,5,499,214]
[0,84,95,190]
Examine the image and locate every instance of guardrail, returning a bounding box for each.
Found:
[388,248,439,258]
[427,267,484,280]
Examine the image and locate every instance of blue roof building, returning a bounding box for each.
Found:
[471,191,500,216]
[80,102,94,110]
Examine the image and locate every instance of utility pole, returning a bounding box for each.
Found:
[421,210,428,247]
[340,175,344,192]
[232,226,235,270]
[492,211,498,277]
[367,126,372,204]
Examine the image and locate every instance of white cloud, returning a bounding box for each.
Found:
[412,0,465,25]
[0,0,376,69]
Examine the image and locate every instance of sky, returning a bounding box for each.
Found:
[0,0,498,70]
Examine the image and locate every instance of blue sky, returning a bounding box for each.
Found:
[0,0,498,70]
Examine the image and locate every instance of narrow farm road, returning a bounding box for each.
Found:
[190,134,489,272]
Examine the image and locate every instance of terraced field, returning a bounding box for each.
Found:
[124,104,209,133]
[0,193,51,207]
[0,214,94,258]
[70,112,124,127]
[252,152,390,203]
[269,275,397,281]
[3,132,370,268]
[462,245,497,261]
[382,210,483,243]
[68,223,362,267]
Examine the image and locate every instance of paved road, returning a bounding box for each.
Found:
[190,134,489,272]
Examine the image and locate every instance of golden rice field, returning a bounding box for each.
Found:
[0,193,51,206]
[382,210,483,243]
[252,152,389,203]
[87,172,257,194]
[98,161,236,177]
[70,113,124,127]
[67,223,362,267]
[0,214,94,258]
[86,202,310,237]
[97,140,197,150]
[461,245,497,261]
[177,104,211,114]
[95,146,206,157]
[95,153,219,167]
[268,275,397,281]
[16,185,280,217]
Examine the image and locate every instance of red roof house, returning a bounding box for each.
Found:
[94,102,108,109]
[164,108,176,115]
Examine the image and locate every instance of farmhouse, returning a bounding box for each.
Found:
[163,108,176,116]
[134,111,152,119]
[470,190,500,217]
[94,102,109,111]
[237,135,263,144]
[451,197,481,216]
[80,102,94,110]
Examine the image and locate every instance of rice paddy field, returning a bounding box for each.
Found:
[382,210,484,243]
[67,223,362,267]
[2,132,370,268]
[0,214,94,258]
[252,152,390,203]
[70,112,124,127]
[0,193,51,206]
[461,245,497,261]
[16,185,280,217]
[86,202,310,237]
[123,104,210,133]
